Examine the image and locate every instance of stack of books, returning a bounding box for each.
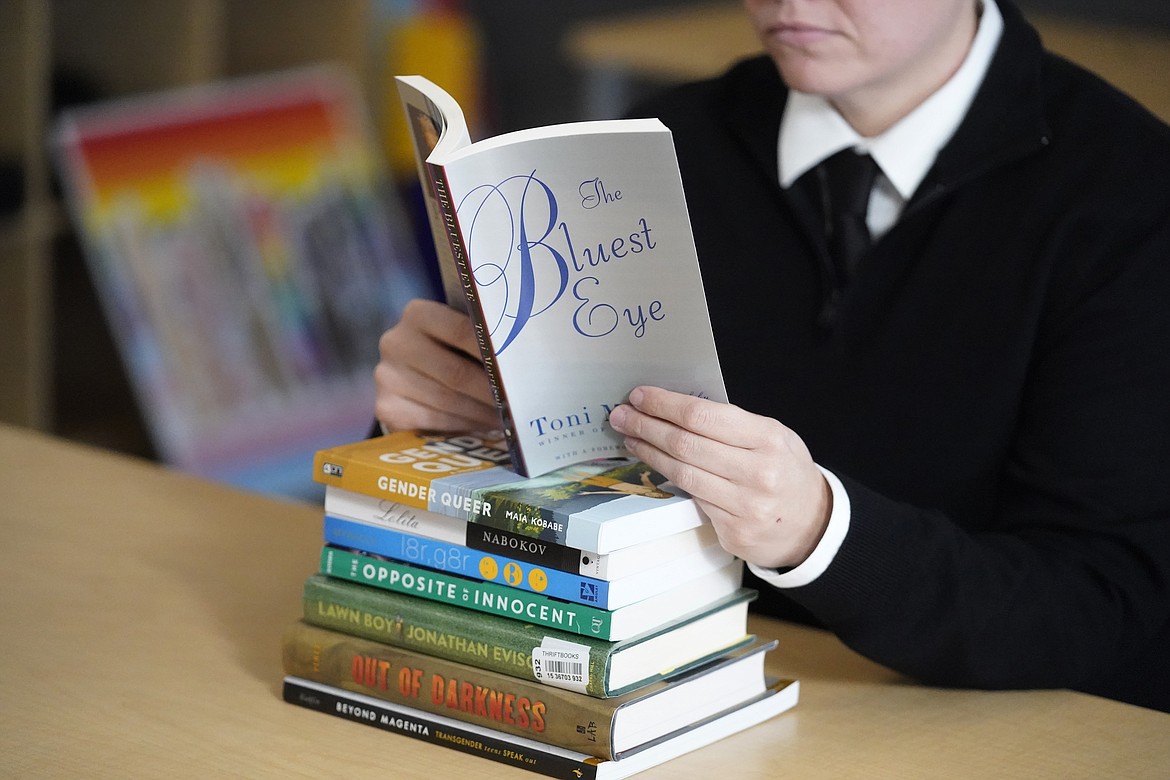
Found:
[280,73,797,779]
[280,430,800,779]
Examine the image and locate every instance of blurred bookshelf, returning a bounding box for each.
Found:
[0,0,683,467]
[0,0,378,461]
[3,0,1168,475]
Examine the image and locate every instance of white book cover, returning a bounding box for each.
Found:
[397,75,727,477]
[323,482,724,580]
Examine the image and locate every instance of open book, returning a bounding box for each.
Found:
[396,75,726,477]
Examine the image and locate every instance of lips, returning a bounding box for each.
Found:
[766,21,838,48]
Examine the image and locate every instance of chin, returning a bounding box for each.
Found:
[770,54,856,98]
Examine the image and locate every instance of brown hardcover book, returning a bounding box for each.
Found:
[281,620,775,760]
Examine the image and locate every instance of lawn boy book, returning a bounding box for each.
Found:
[396,74,727,478]
[313,431,709,554]
[282,675,799,780]
[321,545,747,642]
[322,512,736,609]
[324,482,724,581]
[282,620,777,760]
[302,573,756,698]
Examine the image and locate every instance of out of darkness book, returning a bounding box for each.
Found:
[281,620,776,760]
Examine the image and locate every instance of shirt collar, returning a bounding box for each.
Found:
[779,0,1004,199]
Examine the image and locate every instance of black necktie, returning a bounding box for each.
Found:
[820,149,879,285]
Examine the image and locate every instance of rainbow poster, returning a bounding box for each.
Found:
[53,66,433,498]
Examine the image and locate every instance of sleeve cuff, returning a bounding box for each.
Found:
[747,465,851,589]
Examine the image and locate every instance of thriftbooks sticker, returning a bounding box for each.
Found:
[532,637,590,694]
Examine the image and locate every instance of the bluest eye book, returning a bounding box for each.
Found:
[396,75,727,478]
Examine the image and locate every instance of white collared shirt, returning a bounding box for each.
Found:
[778,0,1004,239]
[753,0,1004,590]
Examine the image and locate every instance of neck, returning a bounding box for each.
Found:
[832,8,980,137]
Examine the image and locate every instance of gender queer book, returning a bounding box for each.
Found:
[282,620,776,760]
[282,675,799,780]
[324,482,724,581]
[396,75,727,478]
[302,573,756,697]
[322,513,735,609]
[313,430,708,554]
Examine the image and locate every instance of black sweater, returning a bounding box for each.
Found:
[630,1,1170,711]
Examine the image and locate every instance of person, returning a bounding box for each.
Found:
[373,0,1170,712]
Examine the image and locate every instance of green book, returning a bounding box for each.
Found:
[320,545,745,642]
[303,573,756,698]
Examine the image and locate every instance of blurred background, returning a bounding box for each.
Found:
[2,0,1168,499]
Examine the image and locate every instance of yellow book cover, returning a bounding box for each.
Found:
[313,429,709,554]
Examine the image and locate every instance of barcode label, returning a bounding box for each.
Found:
[532,638,591,695]
[542,659,584,680]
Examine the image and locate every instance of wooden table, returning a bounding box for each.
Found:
[1,423,1167,778]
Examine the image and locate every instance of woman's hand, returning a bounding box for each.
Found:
[373,299,500,433]
[608,385,831,569]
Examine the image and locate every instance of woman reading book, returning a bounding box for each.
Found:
[373,0,1170,712]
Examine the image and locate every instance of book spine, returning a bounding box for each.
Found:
[469,494,572,546]
[282,677,603,780]
[324,514,615,607]
[320,546,617,639]
[325,483,598,576]
[465,523,597,578]
[426,159,526,474]
[313,433,512,516]
[313,450,437,513]
[282,621,618,757]
[303,573,612,697]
